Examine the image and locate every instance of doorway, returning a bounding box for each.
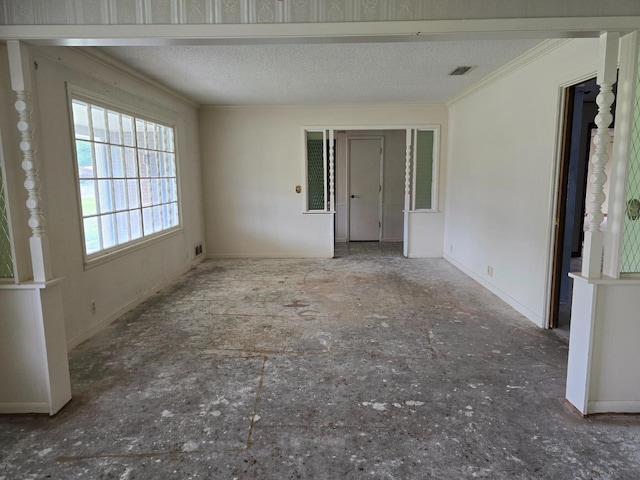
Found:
[549,77,616,333]
[334,130,405,246]
[348,137,383,241]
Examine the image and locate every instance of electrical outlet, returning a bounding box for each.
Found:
[487,266,493,277]
[90,301,96,315]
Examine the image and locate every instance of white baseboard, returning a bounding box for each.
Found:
[66,260,202,350]
[0,402,50,414]
[444,254,543,328]
[381,238,403,242]
[407,252,443,258]
[588,401,640,414]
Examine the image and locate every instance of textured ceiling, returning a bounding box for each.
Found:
[101,39,542,105]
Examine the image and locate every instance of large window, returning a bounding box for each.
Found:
[70,97,179,258]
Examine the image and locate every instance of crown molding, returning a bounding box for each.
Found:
[447,39,572,107]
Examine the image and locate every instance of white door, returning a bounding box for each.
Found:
[349,138,382,241]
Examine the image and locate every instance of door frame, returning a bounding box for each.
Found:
[545,72,597,328]
[346,135,384,242]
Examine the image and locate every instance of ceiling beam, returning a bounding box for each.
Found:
[1,17,639,46]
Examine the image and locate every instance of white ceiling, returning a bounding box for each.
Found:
[101,39,542,106]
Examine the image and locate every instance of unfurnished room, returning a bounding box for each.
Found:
[2,1,640,478]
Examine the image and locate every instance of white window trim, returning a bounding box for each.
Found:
[302,128,330,213]
[66,84,183,267]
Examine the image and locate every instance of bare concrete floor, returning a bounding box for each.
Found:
[2,243,640,479]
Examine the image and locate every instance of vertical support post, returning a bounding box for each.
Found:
[603,32,639,278]
[403,129,412,257]
[328,129,335,212]
[8,41,51,282]
[3,41,71,415]
[582,32,619,278]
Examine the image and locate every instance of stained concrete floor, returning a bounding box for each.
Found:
[2,242,640,479]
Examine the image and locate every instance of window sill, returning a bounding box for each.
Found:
[0,277,65,290]
[84,226,183,270]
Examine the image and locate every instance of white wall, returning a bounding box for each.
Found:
[1,46,205,348]
[445,38,599,326]
[200,105,447,258]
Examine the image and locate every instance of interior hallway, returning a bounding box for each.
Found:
[1,244,640,479]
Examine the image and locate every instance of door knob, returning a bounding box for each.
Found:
[351,194,356,198]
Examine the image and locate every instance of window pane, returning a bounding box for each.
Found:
[414,130,434,210]
[113,180,127,211]
[76,140,94,178]
[122,115,134,146]
[130,209,142,240]
[152,205,162,231]
[135,119,146,148]
[140,178,152,207]
[84,217,100,254]
[162,203,171,229]
[115,211,130,243]
[157,152,166,176]
[111,146,124,178]
[72,101,90,139]
[156,124,165,151]
[142,207,153,235]
[138,151,150,177]
[166,128,175,153]
[169,202,178,227]
[101,214,117,249]
[146,121,157,150]
[148,151,159,177]
[127,180,140,208]
[306,131,325,210]
[169,179,177,202]
[124,147,137,177]
[91,106,107,142]
[151,179,160,205]
[160,178,169,203]
[107,110,122,145]
[166,153,176,176]
[79,180,97,216]
[98,180,115,213]
[95,143,110,178]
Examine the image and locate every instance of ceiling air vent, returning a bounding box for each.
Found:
[449,66,474,76]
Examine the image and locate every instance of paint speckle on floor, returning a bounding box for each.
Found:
[182,441,198,453]
[362,402,387,411]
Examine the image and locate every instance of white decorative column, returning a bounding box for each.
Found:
[403,129,412,257]
[8,41,52,282]
[582,32,619,278]
[604,31,639,278]
[328,129,335,212]
[0,41,71,415]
